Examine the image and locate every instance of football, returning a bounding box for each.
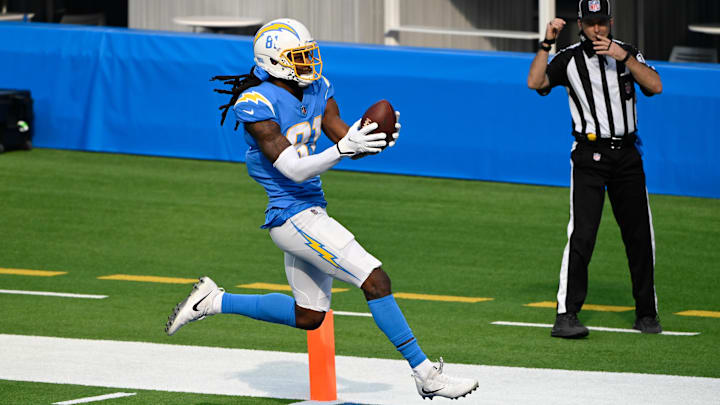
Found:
[360,99,396,149]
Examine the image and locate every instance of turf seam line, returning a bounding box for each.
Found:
[52,392,136,404]
[491,321,700,336]
[333,311,372,317]
[0,289,108,299]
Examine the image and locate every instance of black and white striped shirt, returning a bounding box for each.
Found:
[539,36,657,138]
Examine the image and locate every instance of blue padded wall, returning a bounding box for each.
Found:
[1,23,718,198]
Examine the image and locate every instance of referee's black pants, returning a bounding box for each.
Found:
[556,141,658,319]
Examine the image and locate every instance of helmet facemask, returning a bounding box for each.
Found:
[274,43,322,87]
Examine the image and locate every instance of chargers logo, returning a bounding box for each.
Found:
[254,23,300,44]
[290,221,359,281]
[235,91,275,116]
[589,0,601,12]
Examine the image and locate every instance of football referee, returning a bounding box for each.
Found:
[527,0,663,338]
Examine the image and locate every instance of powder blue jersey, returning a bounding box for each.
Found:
[234,77,335,228]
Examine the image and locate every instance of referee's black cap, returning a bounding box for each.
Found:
[578,0,611,21]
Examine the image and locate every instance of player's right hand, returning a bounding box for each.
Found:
[545,18,566,41]
[336,119,387,157]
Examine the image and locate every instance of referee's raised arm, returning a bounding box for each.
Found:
[592,33,663,94]
[527,18,566,90]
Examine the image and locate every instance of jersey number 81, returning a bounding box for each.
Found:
[285,115,322,157]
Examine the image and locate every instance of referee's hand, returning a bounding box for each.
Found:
[594,34,629,61]
[545,18,566,41]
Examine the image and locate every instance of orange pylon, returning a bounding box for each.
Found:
[307,309,337,401]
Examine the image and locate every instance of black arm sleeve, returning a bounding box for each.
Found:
[623,44,659,97]
[537,48,572,96]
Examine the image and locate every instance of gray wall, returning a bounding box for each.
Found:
[397,0,536,51]
[129,0,385,44]
[128,0,720,59]
[128,0,540,51]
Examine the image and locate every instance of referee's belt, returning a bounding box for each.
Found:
[574,132,637,150]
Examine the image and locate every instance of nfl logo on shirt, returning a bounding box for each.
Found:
[589,0,601,12]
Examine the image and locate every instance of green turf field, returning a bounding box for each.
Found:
[0,149,718,403]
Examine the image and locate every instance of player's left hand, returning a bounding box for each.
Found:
[593,35,628,61]
[351,111,400,158]
[388,111,401,148]
[337,119,386,157]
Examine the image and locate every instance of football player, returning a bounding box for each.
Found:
[165,18,478,400]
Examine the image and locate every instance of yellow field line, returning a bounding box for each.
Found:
[525,301,634,312]
[0,268,67,277]
[394,292,493,303]
[95,275,490,303]
[15,269,718,316]
[238,282,349,293]
[675,310,720,318]
[97,274,198,284]
[238,283,492,303]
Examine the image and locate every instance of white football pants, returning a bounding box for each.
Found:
[268,206,382,312]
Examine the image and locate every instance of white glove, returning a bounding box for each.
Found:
[388,110,401,147]
[336,119,387,157]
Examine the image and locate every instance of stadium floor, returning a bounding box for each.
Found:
[2,334,718,404]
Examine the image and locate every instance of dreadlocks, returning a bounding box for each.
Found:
[210,68,264,131]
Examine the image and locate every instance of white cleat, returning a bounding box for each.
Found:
[165,276,224,336]
[413,358,479,400]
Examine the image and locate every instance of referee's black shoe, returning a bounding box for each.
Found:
[633,316,663,334]
[551,312,589,338]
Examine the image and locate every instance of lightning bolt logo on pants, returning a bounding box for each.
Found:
[290,221,359,281]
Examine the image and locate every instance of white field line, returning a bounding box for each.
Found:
[0,289,108,299]
[333,311,372,317]
[1,334,719,405]
[492,321,701,336]
[53,392,136,404]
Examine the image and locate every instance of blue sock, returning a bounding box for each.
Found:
[368,294,428,368]
[221,293,296,328]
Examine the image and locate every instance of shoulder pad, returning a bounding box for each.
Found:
[320,75,334,101]
[234,90,276,122]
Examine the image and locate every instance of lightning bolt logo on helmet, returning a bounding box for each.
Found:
[253,22,300,45]
[253,18,322,87]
